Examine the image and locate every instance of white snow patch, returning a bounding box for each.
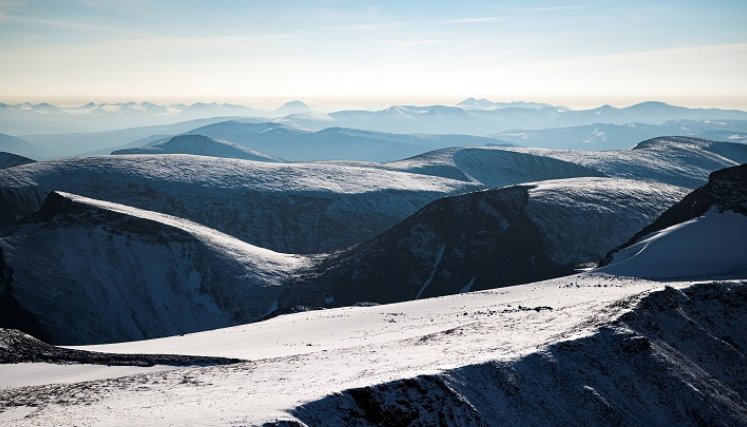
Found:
[601,210,747,279]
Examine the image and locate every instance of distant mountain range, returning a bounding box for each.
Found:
[157,120,511,162]
[0,100,312,135]
[2,99,746,139]
[277,101,747,135]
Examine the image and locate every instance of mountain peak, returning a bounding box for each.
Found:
[273,100,311,115]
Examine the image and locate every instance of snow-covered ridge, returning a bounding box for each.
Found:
[0,191,308,345]
[502,136,747,188]
[287,282,747,426]
[381,146,606,186]
[0,155,474,253]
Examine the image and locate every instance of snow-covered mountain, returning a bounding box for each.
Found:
[0,155,473,253]
[457,97,560,111]
[493,119,747,150]
[272,100,311,116]
[0,191,307,345]
[181,120,511,162]
[601,164,747,279]
[111,134,282,162]
[278,101,747,135]
[0,152,34,170]
[0,101,314,135]
[504,136,747,188]
[277,178,686,308]
[0,167,744,424]
[379,146,606,186]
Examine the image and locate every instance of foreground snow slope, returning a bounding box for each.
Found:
[0,192,307,345]
[0,155,472,253]
[278,178,686,308]
[1,276,743,426]
[504,136,747,188]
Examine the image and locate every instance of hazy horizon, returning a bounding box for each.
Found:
[1,1,745,110]
[4,96,747,113]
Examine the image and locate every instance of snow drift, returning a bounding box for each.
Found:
[602,164,747,279]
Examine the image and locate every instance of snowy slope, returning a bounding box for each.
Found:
[492,119,747,150]
[277,178,686,308]
[380,146,606,186]
[0,152,34,170]
[503,136,747,188]
[1,276,744,426]
[111,134,282,162]
[601,212,747,279]
[601,164,747,279]
[0,192,307,345]
[0,155,472,253]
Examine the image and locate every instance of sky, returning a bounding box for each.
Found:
[0,0,746,110]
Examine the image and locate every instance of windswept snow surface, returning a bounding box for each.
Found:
[601,211,747,279]
[1,275,743,425]
[0,155,472,253]
[0,364,178,389]
[0,192,307,344]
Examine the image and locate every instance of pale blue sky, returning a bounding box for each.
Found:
[1,0,745,108]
